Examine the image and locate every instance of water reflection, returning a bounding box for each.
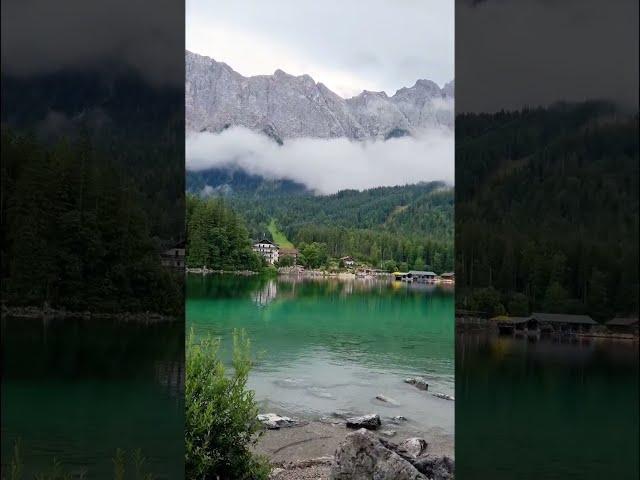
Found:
[456,332,639,479]
[1,317,184,479]
[187,274,455,437]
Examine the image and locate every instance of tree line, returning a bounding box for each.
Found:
[456,102,639,320]
[225,182,454,273]
[186,195,263,271]
[1,129,182,314]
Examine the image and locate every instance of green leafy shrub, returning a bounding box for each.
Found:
[185,330,269,480]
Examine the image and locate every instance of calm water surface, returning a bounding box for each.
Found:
[456,333,639,479]
[1,317,184,479]
[187,274,455,438]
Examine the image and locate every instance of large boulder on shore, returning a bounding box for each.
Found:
[345,414,381,430]
[331,428,428,480]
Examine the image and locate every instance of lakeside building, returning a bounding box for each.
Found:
[279,247,299,264]
[531,312,598,334]
[439,272,455,284]
[496,316,532,335]
[408,271,438,283]
[496,313,597,336]
[252,239,279,264]
[340,256,356,267]
[606,317,639,335]
[160,240,186,269]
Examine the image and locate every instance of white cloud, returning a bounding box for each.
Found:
[186,127,454,194]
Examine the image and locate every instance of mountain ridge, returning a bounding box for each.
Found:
[186,50,454,140]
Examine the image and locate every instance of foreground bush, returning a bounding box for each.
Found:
[185,330,269,480]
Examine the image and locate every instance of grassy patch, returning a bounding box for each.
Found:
[267,219,294,248]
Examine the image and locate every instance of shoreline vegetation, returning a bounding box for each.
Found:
[186,328,454,480]
[186,184,454,277]
[1,129,184,318]
[1,304,179,322]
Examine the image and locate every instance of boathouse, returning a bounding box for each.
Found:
[439,272,455,284]
[606,317,639,335]
[408,271,438,283]
[496,316,536,335]
[530,312,597,334]
[393,271,409,281]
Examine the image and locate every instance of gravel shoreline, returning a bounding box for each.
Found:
[255,420,454,479]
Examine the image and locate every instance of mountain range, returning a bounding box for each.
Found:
[186,50,453,142]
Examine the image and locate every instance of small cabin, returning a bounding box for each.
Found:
[161,240,186,269]
[279,248,299,264]
[439,272,455,283]
[606,317,639,335]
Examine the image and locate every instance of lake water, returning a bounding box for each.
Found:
[187,274,455,441]
[456,333,639,479]
[1,317,184,479]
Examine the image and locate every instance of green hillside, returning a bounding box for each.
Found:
[456,101,639,319]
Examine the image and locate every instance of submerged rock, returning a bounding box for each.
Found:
[273,378,309,389]
[345,413,381,430]
[307,386,336,399]
[404,377,429,391]
[391,415,408,422]
[331,428,427,479]
[432,392,455,401]
[380,429,397,437]
[257,413,298,429]
[375,394,400,406]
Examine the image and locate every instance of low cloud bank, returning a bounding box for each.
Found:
[186,127,454,195]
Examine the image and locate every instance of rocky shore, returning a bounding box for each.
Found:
[255,415,454,480]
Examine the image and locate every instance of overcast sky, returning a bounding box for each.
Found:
[457,0,639,112]
[186,0,454,98]
[1,0,183,86]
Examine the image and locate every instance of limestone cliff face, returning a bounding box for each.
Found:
[186,50,453,140]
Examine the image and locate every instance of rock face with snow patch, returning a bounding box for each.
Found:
[186,50,453,140]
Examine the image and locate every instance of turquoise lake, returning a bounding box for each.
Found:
[456,333,639,479]
[1,317,184,479]
[187,274,455,440]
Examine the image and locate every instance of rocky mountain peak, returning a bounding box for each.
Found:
[186,50,454,139]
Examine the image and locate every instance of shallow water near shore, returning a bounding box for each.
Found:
[187,274,455,442]
[456,332,639,479]
[1,317,184,479]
